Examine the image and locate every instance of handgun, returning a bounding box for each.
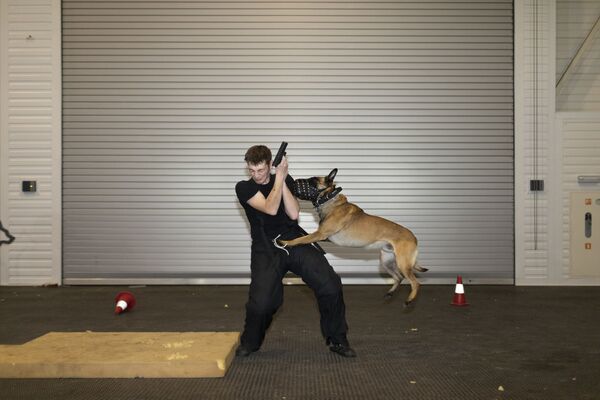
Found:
[272,141,288,167]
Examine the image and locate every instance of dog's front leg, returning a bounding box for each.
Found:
[278,230,330,247]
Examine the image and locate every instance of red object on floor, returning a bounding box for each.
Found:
[451,276,469,306]
[115,291,136,314]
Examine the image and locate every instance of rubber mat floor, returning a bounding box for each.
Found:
[1,285,599,399]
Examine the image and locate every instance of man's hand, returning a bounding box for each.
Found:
[278,156,299,220]
[273,156,288,177]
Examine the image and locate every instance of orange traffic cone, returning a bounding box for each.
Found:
[451,276,469,306]
[115,291,136,314]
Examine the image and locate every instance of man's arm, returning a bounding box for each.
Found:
[246,158,288,216]
[282,179,300,220]
[246,175,285,216]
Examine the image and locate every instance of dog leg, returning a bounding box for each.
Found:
[278,219,342,248]
[403,268,420,306]
[380,246,403,299]
[393,244,420,305]
[277,229,331,247]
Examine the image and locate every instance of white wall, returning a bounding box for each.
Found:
[556,0,600,111]
[554,0,600,283]
[516,0,600,285]
[1,0,598,286]
[555,114,600,284]
[0,0,62,285]
[515,0,557,284]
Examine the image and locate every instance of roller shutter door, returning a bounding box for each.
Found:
[62,0,514,284]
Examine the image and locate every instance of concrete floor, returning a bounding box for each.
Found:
[1,284,599,399]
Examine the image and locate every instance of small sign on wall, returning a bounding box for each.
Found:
[570,192,600,277]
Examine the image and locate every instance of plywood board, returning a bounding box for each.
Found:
[0,332,239,378]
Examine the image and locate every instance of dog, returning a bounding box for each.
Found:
[277,168,427,305]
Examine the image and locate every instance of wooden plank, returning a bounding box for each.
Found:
[0,332,239,378]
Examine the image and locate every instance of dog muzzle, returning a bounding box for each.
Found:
[293,179,321,202]
[293,179,343,207]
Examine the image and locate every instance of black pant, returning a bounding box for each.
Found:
[240,233,349,351]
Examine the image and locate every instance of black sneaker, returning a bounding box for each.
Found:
[235,345,255,357]
[329,343,357,358]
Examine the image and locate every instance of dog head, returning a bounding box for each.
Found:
[293,168,339,203]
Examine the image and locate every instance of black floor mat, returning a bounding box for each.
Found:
[1,285,599,399]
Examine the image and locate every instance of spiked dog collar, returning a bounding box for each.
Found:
[313,186,342,207]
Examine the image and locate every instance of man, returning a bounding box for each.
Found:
[235,145,356,358]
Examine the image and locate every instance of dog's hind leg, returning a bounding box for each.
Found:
[393,244,420,305]
[380,246,403,299]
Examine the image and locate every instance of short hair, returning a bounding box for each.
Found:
[244,145,272,165]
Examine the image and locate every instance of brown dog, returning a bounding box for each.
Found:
[277,169,427,305]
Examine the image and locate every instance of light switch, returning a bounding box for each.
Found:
[571,192,600,276]
[22,181,37,193]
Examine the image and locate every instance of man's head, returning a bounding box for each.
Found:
[244,145,272,184]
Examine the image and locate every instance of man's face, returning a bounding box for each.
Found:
[247,161,271,184]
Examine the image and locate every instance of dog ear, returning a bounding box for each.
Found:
[326,168,338,183]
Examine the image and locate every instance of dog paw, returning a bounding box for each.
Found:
[272,236,291,255]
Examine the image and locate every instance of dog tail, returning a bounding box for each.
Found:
[413,263,428,273]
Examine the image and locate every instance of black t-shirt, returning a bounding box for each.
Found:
[236,174,297,240]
